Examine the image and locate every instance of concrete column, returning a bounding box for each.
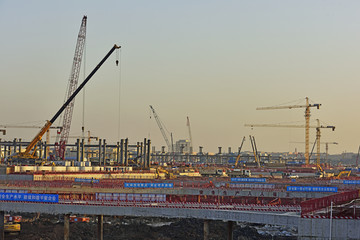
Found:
[81,138,85,161]
[227,221,234,240]
[44,141,47,161]
[147,139,151,168]
[0,211,4,240]
[143,138,147,168]
[64,214,70,240]
[120,139,124,165]
[204,220,209,240]
[97,215,103,240]
[18,138,22,154]
[116,141,120,164]
[98,139,102,166]
[76,139,80,162]
[102,139,106,166]
[124,138,128,166]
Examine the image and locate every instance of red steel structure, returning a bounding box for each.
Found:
[55,16,87,160]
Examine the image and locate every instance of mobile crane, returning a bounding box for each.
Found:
[8,44,120,163]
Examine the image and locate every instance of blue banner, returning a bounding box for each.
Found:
[75,178,100,183]
[343,180,360,184]
[0,193,59,203]
[231,178,266,183]
[124,182,173,188]
[286,186,337,192]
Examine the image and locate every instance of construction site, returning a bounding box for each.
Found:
[0,16,360,240]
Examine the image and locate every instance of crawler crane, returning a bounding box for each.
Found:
[8,44,120,163]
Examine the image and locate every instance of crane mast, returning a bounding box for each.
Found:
[57,16,87,160]
[149,105,172,152]
[186,116,193,153]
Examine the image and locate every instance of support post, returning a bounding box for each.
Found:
[64,214,70,240]
[204,220,209,240]
[102,139,106,166]
[120,139,124,165]
[0,211,4,240]
[124,138,128,166]
[97,215,103,240]
[81,138,85,161]
[76,139,80,162]
[143,138,147,168]
[227,221,234,240]
[98,139,102,166]
[116,141,120,164]
[147,139,151,168]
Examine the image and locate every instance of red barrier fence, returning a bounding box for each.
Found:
[300,190,359,215]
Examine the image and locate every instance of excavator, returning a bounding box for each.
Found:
[8,44,120,164]
[334,170,351,179]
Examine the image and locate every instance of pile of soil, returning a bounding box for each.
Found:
[6,213,296,240]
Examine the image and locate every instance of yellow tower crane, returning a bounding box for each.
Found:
[245,119,335,166]
[254,97,321,165]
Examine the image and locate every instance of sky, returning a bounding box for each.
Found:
[1,1,360,155]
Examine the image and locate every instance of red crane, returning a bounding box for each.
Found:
[56,16,87,160]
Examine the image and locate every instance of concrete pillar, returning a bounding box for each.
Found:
[44,141,47,161]
[143,138,147,168]
[18,138,22,154]
[76,139,80,162]
[97,215,103,240]
[64,214,70,240]
[0,211,4,240]
[147,139,151,168]
[102,139,106,166]
[124,138,128,166]
[227,221,234,240]
[98,139,102,166]
[204,220,209,240]
[81,138,85,161]
[120,139,124,165]
[116,141,120,164]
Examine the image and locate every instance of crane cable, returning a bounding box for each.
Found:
[117,48,122,140]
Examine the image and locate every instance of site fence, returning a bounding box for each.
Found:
[300,190,359,216]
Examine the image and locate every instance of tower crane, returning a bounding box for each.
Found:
[55,16,87,160]
[186,116,193,153]
[8,44,120,162]
[245,120,335,166]
[149,105,172,152]
[255,97,321,165]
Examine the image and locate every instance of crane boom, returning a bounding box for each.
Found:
[57,16,87,160]
[11,44,120,161]
[149,105,172,151]
[245,123,335,130]
[235,136,246,167]
[0,125,61,129]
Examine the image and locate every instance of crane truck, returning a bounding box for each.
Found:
[8,44,120,164]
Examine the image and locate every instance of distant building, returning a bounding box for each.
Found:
[175,139,190,153]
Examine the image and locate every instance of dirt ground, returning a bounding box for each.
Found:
[5,213,296,240]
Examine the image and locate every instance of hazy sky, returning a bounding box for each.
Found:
[1,1,360,155]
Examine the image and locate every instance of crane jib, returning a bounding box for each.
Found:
[21,44,120,157]
[50,44,120,124]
